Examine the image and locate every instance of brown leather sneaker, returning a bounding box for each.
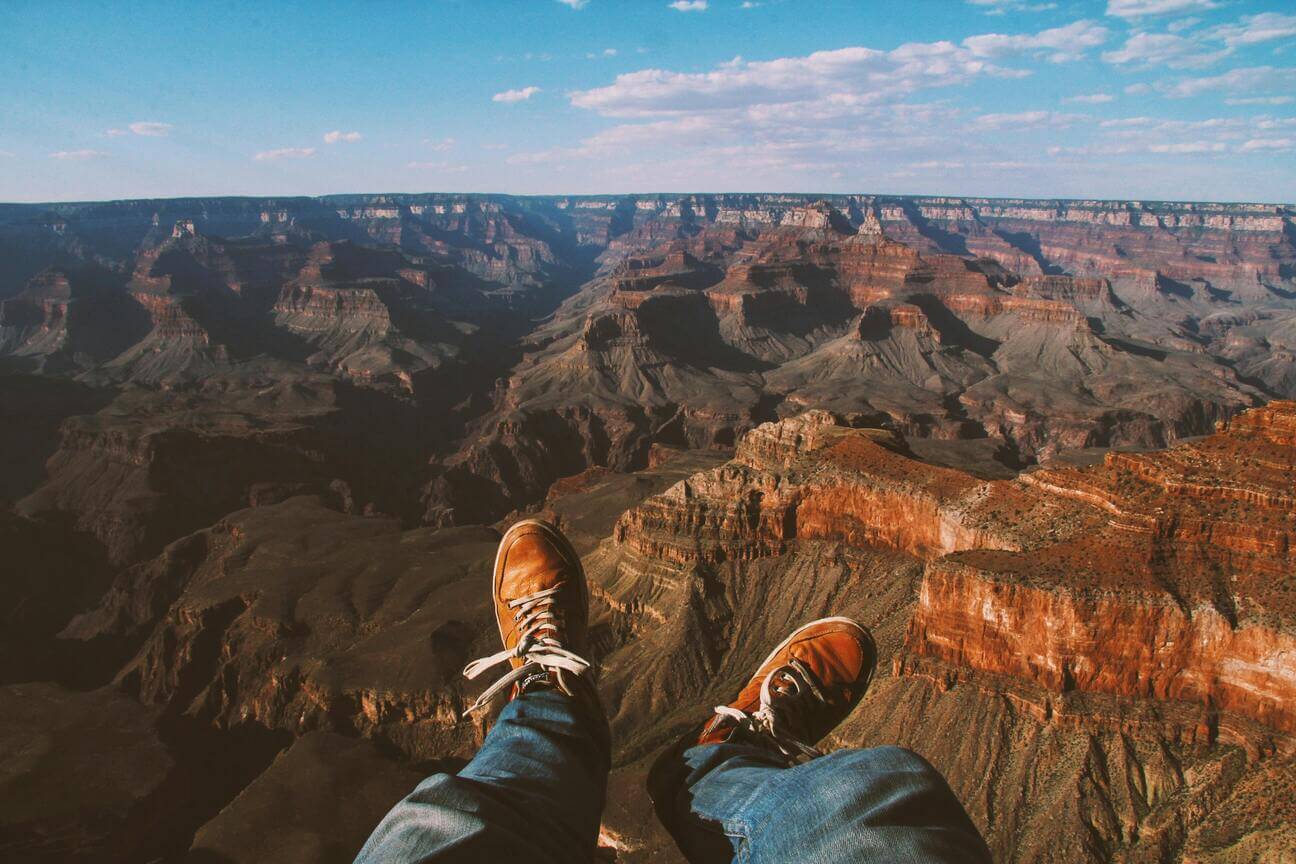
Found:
[697,616,876,758]
[461,519,593,715]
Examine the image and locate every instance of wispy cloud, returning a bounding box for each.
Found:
[966,0,1057,15]
[1226,95,1294,106]
[1064,92,1115,103]
[105,122,173,137]
[1156,65,1296,98]
[1240,137,1294,152]
[493,86,541,103]
[668,0,708,11]
[423,136,456,151]
[49,149,105,160]
[1102,32,1229,69]
[253,147,316,161]
[1102,13,1296,73]
[323,130,362,143]
[1208,12,1296,49]
[969,110,1084,130]
[1148,141,1226,153]
[129,121,172,137]
[1105,0,1218,20]
[556,0,588,8]
[569,36,1046,119]
[963,20,1109,63]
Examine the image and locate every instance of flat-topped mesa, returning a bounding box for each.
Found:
[1013,274,1114,305]
[942,293,1089,327]
[854,303,939,341]
[608,249,720,293]
[778,201,855,234]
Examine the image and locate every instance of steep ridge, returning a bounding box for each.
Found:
[585,403,1295,860]
[431,201,1274,522]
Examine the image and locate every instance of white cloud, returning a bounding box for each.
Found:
[493,86,541,103]
[323,130,362,143]
[967,0,1057,14]
[1105,0,1218,20]
[1102,32,1229,69]
[253,147,316,161]
[129,121,172,137]
[668,0,707,11]
[970,110,1083,130]
[1124,82,1152,94]
[603,48,618,56]
[569,38,1043,119]
[1226,95,1294,105]
[1064,92,1115,103]
[1157,65,1296,98]
[0,150,15,158]
[1166,17,1201,32]
[49,149,105,160]
[556,0,588,8]
[963,19,1110,63]
[1208,13,1296,49]
[1240,137,1294,151]
[1148,141,1225,153]
[423,136,456,151]
[740,1,761,7]
[105,122,173,137]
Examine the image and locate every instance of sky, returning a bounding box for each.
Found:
[2,0,1295,203]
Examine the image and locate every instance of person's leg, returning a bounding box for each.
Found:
[357,519,606,863]
[650,616,989,863]
[672,740,988,864]
[355,687,609,863]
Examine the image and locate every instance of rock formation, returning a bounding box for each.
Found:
[1,192,1295,862]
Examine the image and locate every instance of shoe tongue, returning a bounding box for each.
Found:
[517,669,556,694]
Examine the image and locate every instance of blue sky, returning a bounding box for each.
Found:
[2,0,1294,203]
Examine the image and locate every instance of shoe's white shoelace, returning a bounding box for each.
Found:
[461,584,591,716]
[713,656,826,759]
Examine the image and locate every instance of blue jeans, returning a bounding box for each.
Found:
[355,690,989,863]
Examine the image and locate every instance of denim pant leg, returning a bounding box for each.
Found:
[669,742,990,864]
[354,689,610,863]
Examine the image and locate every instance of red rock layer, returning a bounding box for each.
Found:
[615,401,1296,735]
[909,562,1296,734]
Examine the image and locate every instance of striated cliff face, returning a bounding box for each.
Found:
[607,401,1296,736]
[583,403,1296,859]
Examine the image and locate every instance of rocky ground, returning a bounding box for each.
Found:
[1,193,1295,862]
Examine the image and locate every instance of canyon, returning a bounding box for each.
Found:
[1,192,1295,862]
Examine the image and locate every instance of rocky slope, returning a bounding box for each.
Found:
[586,402,1295,861]
[2,192,1296,862]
